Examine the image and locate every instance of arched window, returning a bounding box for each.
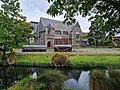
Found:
[75,32,80,39]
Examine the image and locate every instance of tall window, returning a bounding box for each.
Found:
[48,30,50,35]
[55,30,61,35]
[63,31,68,35]
[75,32,80,39]
[76,35,79,39]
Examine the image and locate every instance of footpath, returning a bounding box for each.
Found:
[15,48,120,55]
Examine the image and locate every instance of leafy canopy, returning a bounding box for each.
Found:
[0,0,32,50]
[47,0,120,43]
[0,0,33,60]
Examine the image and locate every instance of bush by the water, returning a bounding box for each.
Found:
[7,52,16,65]
[90,70,120,90]
[9,70,66,90]
[30,70,66,90]
[51,53,68,67]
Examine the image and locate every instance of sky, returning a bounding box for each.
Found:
[19,0,91,32]
[1,0,91,32]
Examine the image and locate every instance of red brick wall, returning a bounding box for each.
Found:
[55,39,68,45]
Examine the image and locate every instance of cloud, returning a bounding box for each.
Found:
[19,0,50,20]
[21,0,48,12]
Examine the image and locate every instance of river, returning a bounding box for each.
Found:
[0,66,120,90]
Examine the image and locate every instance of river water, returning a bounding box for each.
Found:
[0,66,119,90]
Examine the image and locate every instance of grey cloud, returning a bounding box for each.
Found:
[20,0,49,13]
[19,0,90,32]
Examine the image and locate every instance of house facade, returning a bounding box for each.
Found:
[35,17,82,47]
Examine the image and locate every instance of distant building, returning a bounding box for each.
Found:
[28,21,38,43]
[113,33,120,47]
[35,17,83,47]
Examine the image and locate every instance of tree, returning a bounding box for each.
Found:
[88,16,106,46]
[0,0,33,60]
[47,0,120,44]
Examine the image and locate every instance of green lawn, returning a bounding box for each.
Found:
[16,54,120,68]
[69,55,120,68]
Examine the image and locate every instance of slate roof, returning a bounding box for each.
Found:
[75,22,80,28]
[40,17,75,31]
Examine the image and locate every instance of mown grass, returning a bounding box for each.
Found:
[15,54,120,69]
[15,54,52,67]
[69,55,120,68]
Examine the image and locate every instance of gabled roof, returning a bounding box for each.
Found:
[75,22,80,28]
[40,17,75,31]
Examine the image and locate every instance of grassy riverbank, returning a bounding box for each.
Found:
[15,54,120,68]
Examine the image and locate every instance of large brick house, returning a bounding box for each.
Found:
[35,17,83,47]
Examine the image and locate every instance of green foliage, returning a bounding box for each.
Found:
[0,0,33,60]
[88,16,106,46]
[90,70,113,90]
[13,22,33,48]
[109,71,120,89]
[90,70,120,90]
[51,53,68,67]
[34,70,66,90]
[32,83,46,90]
[8,77,32,90]
[82,33,88,39]
[9,70,66,90]
[47,0,120,44]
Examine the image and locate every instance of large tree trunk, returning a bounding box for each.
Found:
[2,48,6,61]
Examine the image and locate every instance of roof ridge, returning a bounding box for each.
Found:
[39,17,80,31]
[40,17,63,22]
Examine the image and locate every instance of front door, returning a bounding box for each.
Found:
[47,41,51,48]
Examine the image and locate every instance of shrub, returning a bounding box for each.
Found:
[51,53,68,67]
[109,71,120,90]
[25,70,66,90]
[90,70,113,90]
[7,52,16,65]
[8,77,32,90]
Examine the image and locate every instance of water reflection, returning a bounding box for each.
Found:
[0,66,120,90]
[0,66,31,89]
[64,71,90,90]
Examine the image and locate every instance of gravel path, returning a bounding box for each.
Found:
[15,48,120,55]
[72,48,120,55]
